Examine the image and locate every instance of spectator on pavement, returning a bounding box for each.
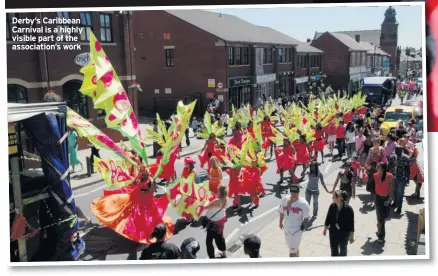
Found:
[180,237,200,259]
[139,224,181,260]
[240,234,262,258]
[278,184,310,258]
[323,190,355,257]
[204,185,228,258]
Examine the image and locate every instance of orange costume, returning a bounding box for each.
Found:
[208,167,222,195]
[91,170,174,244]
[410,148,424,183]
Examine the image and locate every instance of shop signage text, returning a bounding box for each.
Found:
[295,76,309,84]
[8,125,18,155]
[229,77,253,87]
[256,73,276,84]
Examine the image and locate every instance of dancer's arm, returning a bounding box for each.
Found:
[331,173,340,193]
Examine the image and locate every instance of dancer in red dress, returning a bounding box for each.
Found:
[229,128,245,149]
[261,116,275,158]
[150,149,178,186]
[293,135,311,178]
[228,167,244,211]
[313,123,326,163]
[91,165,174,244]
[198,133,218,169]
[242,160,263,207]
[276,138,297,184]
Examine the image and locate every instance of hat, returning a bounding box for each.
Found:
[150,224,167,240]
[239,234,261,252]
[181,238,200,259]
[289,184,300,193]
[184,156,196,165]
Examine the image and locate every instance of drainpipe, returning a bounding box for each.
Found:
[225,42,229,114]
[41,12,50,91]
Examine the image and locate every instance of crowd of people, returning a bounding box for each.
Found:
[70,84,424,260]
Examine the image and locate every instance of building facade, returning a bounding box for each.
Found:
[7,11,137,149]
[132,10,299,117]
[311,32,368,93]
[295,41,324,94]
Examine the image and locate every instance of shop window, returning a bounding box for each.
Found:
[228,47,235,65]
[242,47,249,65]
[56,12,71,38]
[79,12,93,42]
[6,13,19,41]
[99,13,113,42]
[63,80,89,119]
[7,84,28,104]
[263,48,273,64]
[165,49,175,68]
[235,47,242,65]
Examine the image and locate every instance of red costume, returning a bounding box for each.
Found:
[198,139,217,168]
[276,145,295,173]
[242,166,264,205]
[313,130,326,152]
[261,120,275,149]
[227,168,243,206]
[295,142,310,165]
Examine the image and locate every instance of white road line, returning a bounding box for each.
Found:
[323,161,333,175]
[74,185,105,198]
[225,228,240,244]
[241,205,278,226]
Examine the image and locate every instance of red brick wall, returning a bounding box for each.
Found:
[132,11,220,117]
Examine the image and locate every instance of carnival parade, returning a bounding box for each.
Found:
[7,5,426,262]
[52,32,424,260]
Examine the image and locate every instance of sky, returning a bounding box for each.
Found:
[207,5,423,49]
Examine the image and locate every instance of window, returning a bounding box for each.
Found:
[263,48,273,64]
[367,56,371,67]
[351,53,355,67]
[242,47,249,65]
[278,48,284,63]
[100,13,112,42]
[356,52,360,66]
[286,48,292,62]
[6,13,19,40]
[235,47,242,65]
[8,84,27,103]
[63,81,89,119]
[361,53,366,67]
[79,12,93,42]
[228,47,234,65]
[56,12,71,37]
[165,49,175,68]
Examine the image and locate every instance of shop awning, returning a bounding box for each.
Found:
[8,102,66,123]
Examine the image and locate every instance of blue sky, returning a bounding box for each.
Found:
[207,5,423,49]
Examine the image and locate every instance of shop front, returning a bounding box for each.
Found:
[229,76,254,110]
[295,76,309,94]
[279,72,293,98]
[255,73,277,101]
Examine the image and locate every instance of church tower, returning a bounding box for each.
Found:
[380,6,399,76]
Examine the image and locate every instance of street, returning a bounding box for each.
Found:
[72,97,425,260]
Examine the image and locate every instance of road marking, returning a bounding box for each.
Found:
[241,205,278,226]
[74,185,105,198]
[225,228,240,244]
[323,161,333,175]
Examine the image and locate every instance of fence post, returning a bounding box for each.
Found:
[86,157,91,177]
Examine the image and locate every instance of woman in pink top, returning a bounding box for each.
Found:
[354,129,366,179]
[384,134,398,158]
[365,138,388,169]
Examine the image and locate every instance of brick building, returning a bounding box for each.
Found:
[131,10,300,117]
[7,11,136,149]
[295,41,324,94]
[313,6,399,77]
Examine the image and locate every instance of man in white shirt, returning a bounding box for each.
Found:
[279,185,310,257]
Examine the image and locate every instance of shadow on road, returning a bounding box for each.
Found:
[79,223,141,261]
[405,195,425,206]
[403,211,419,255]
[360,237,384,255]
[265,182,289,199]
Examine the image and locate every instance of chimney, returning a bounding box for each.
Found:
[306,38,311,43]
[355,35,360,42]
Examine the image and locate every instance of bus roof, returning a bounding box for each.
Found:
[363,77,396,86]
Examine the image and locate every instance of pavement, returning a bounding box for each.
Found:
[69,96,426,260]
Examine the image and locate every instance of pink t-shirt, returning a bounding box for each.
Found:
[355,135,366,153]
